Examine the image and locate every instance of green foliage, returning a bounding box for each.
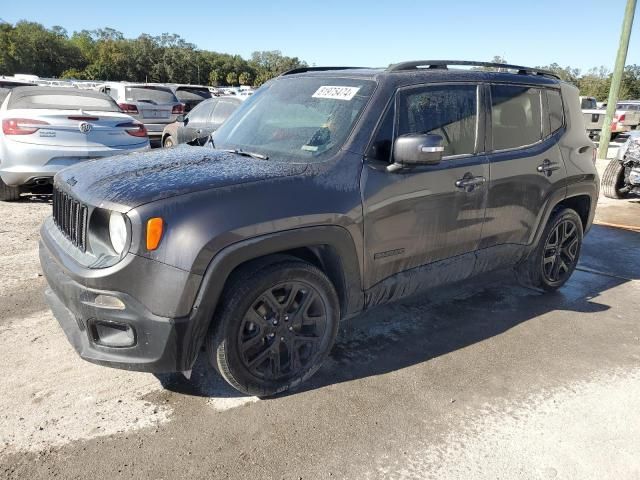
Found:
[226,71,238,86]
[238,71,252,85]
[0,21,306,86]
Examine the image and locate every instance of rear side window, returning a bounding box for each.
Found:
[491,85,542,150]
[397,84,477,157]
[125,86,177,104]
[547,90,564,133]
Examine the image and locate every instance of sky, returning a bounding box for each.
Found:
[3,0,639,73]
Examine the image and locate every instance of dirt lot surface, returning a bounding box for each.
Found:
[1,173,639,479]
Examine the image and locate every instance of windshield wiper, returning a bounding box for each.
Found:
[221,149,269,161]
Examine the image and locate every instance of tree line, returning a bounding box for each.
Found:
[487,56,640,101]
[0,21,307,86]
[1,22,639,99]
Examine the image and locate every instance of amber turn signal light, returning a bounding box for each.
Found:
[146,217,164,250]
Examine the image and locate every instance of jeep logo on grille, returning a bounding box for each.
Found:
[78,122,92,134]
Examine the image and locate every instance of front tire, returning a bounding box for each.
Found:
[206,257,340,396]
[162,135,175,148]
[516,208,583,291]
[0,178,20,202]
[602,159,628,199]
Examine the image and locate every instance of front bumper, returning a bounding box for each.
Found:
[40,228,204,373]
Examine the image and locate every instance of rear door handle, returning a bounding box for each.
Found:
[455,175,486,190]
[537,159,561,176]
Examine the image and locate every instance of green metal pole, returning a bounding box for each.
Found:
[598,0,637,159]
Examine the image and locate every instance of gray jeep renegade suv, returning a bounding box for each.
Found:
[40,61,599,396]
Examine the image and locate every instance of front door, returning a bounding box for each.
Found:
[362,83,489,290]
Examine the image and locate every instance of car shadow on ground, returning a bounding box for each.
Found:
[159,225,638,400]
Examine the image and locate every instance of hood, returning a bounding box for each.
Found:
[55,145,308,211]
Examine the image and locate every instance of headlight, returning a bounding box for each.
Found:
[108,212,128,254]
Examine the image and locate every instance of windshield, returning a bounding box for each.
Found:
[212,77,376,162]
[125,86,177,104]
[176,87,212,102]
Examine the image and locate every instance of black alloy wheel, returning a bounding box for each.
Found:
[541,219,580,284]
[238,281,328,381]
[207,257,340,396]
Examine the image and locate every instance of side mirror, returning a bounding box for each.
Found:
[177,115,186,123]
[388,133,444,172]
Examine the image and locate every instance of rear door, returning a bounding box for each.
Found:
[480,84,567,253]
[362,83,489,288]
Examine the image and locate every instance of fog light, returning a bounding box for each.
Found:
[93,294,126,310]
[90,320,136,348]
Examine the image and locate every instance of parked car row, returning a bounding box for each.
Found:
[580,96,640,140]
[0,86,150,200]
[0,78,247,200]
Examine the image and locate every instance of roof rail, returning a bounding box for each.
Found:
[280,66,366,76]
[386,60,560,80]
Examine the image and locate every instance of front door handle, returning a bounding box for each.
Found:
[537,159,561,176]
[455,175,486,191]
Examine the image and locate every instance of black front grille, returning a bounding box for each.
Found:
[52,187,88,252]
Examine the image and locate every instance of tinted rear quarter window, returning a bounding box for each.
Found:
[491,85,542,150]
[397,84,477,157]
[547,90,564,133]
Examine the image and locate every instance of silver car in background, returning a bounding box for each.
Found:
[0,87,149,201]
[98,83,184,144]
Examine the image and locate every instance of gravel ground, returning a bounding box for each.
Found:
[0,183,639,479]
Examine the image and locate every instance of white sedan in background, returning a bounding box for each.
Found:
[0,87,149,201]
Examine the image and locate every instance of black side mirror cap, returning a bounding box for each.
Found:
[388,133,444,172]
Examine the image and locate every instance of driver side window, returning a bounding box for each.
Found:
[397,84,478,157]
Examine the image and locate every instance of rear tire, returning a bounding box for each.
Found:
[0,178,20,202]
[206,257,340,397]
[602,159,628,199]
[516,208,583,291]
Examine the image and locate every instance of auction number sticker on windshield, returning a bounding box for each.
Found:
[312,86,360,101]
